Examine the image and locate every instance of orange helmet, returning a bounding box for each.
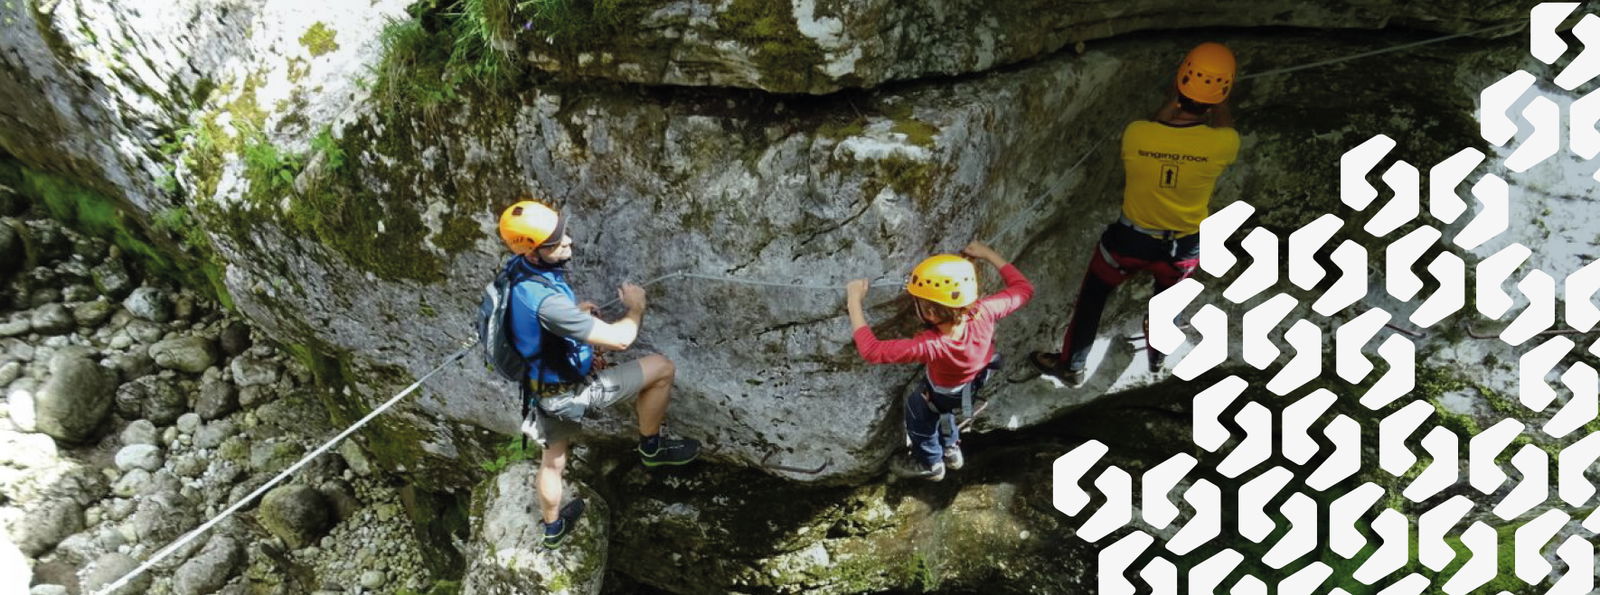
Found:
[498,201,564,255]
[906,254,978,308]
[1175,42,1236,105]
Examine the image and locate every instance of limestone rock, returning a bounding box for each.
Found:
[33,349,115,442]
[72,298,115,327]
[258,484,334,549]
[149,336,217,373]
[91,259,133,299]
[119,419,160,446]
[82,552,150,595]
[114,374,187,425]
[514,0,1524,93]
[122,287,172,322]
[463,462,608,595]
[28,303,73,335]
[114,444,163,472]
[229,354,280,387]
[15,498,85,557]
[173,535,243,595]
[0,316,29,337]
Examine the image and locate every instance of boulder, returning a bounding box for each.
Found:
[29,303,74,335]
[119,419,160,446]
[113,374,187,425]
[33,349,115,442]
[90,259,133,299]
[229,353,280,387]
[72,298,115,327]
[149,336,217,373]
[81,552,150,595]
[114,443,164,472]
[257,485,334,549]
[173,535,243,595]
[122,287,172,323]
[15,498,85,557]
[463,462,608,595]
[194,375,238,420]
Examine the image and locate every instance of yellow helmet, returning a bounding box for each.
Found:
[498,200,564,255]
[1175,42,1236,105]
[906,254,978,308]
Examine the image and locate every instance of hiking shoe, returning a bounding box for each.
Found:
[943,446,965,471]
[1031,351,1088,387]
[639,436,701,467]
[542,498,587,550]
[1030,351,1068,377]
[1066,365,1088,387]
[889,454,946,481]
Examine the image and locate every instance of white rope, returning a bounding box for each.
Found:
[96,345,475,595]
[100,21,1532,592]
[1239,21,1526,81]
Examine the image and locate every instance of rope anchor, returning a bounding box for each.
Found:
[759,449,831,475]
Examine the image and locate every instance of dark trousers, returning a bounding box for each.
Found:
[1059,223,1201,368]
[905,354,1002,467]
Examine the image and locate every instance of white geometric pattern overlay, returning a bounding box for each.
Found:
[1054,5,1600,593]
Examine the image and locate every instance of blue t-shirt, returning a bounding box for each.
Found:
[505,260,595,382]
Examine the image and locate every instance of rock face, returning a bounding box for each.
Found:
[463,462,608,595]
[0,1,1571,592]
[0,0,1536,489]
[33,349,115,442]
[513,0,1523,94]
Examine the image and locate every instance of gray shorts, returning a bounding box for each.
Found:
[519,358,646,447]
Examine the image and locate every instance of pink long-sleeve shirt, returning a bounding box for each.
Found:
[853,263,1034,388]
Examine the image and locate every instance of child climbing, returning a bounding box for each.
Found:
[846,241,1034,481]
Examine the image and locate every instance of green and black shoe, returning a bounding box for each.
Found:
[639,436,701,467]
[542,498,587,550]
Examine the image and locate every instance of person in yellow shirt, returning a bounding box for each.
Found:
[1032,42,1241,387]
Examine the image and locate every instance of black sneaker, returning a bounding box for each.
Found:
[639,436,701,467]
[542,498,586,550]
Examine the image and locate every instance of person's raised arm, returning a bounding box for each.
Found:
[584,283,646,351]
[846,279,870,331]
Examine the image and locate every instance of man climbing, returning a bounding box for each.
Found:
[497,200,699,549]
[1031,42,1241,387]
[847,241,1033,480]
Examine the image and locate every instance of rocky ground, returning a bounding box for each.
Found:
[0,190,440,594]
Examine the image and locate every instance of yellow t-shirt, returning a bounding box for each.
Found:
[1120,120,1240,235]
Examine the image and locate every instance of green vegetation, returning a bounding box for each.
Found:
[299,22,340,57]
[715,0,826,91]
[882,102,939,148]
[0,159,234,309]
[369,0,524,117]
[479,437,538,472]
